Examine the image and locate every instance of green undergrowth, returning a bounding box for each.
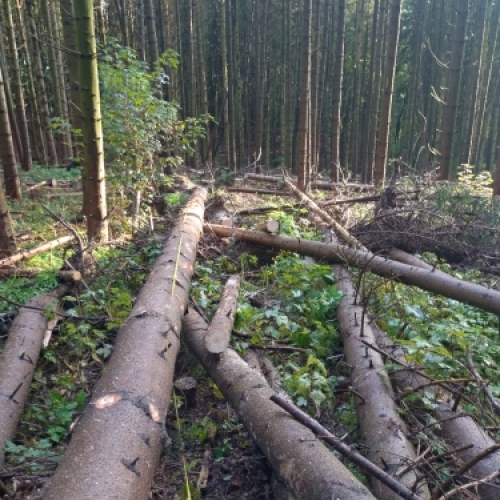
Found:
[192,212,347,413]
[364,255,500,426]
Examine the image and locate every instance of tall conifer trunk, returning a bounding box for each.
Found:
[373,0,401,186]
[74,0,108,241]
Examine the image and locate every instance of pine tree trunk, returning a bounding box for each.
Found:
[461,1,486,166]
[74,0,108,241]
[331,0,345,181]
[145,0,159,65]
[3,0,32,171]
[373,0,401,186]
[0,65,22,200]
[438,0,469,180]
[297,0,312,190]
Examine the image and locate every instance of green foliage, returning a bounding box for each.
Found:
[188,417,217,444]
[193,252,343,410]
[367,259,500,410]
[99,39,211,206]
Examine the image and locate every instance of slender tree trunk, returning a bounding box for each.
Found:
[0,65,22,200]
[26,0,59,166]
[226,0,237,171]
[461,1,486,166]
[297,0,313,190]
[373,0,401,186]
[438,0,469,180]
[74,0,108,241]
[145,0,159,65]
[220,0,231,171]
[310,0,321,174]
[3,0,32,171]
[331,0,345,181]
[60,0,83,161]
[471,0,499,168]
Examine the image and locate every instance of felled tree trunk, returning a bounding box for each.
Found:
[204,224,500,315]
[334,266,430,499]
[0,286,68,463]
[374,326,500,499]
[182,308,377,500]
[0,235,75,268]
[44,187,207,500]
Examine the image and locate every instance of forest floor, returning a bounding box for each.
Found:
[1,166,500,499]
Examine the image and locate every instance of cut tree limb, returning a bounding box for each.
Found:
[204,224,500,315]
[256,219,280,234]
[0,235,75,268]
[204,274,240,354]
[334,265,430,499]
[44,187,207,500]
[281,178,367,249]
[0,286,69,464]
[270,394,425,500]
[227,187,292,196]
[182,308,377,500]
[374,326,500,499]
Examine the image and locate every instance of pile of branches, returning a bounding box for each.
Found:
[352,184,500,268]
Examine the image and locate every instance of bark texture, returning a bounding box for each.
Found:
[204,224,500,315]
[204,274,240,354]
[334,266,430,499]
[44,187,207,500]
[0,287,68,463]
[182,308,376,500]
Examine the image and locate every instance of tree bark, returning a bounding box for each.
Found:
[182,307,377,500]
[204,274,240,354]
[334,266,430,499]
[0,287,68,464]
[74,0,108,241]
[204,224,500,316]
[44,187,207,500]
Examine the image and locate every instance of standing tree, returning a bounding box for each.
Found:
[74,0,108,241]
[438,0,469,180]
[0,65,22,200]
[373,0,401,186]
[297,0,312,191]
[331,0,345,181]
[3,0,32,171]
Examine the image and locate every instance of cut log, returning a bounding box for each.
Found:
[227,187,292,196]
[374,326,500,499]
[44,187,207,500]
[334,266,430,499]
[282,178,367,250]
[24,179,58,192]
[204,224,500,316]
[243,173,375,192]
[182,308,377,500]
[204,275,240,354]
[0,268,39,279]
[58,270,82,283]
[0,286,69,464]
[0,235,75,268]
[256,219,280,234]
